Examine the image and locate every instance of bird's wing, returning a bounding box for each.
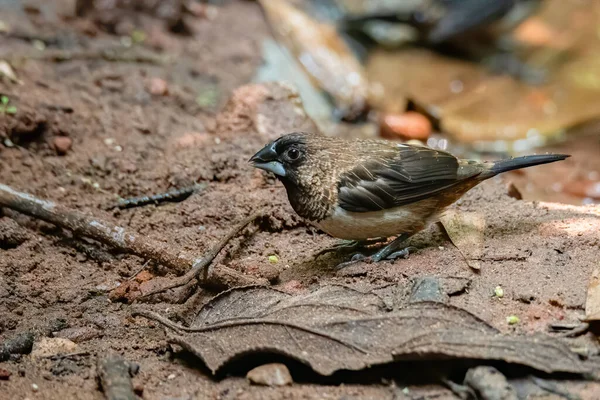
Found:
[427,0,516,43]
[337,145,476,212]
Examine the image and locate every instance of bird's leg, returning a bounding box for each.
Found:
[335,234,414,269]
[314,237,387,258]
[370,233,412,262]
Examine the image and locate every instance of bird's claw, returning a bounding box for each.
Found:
[314,240,360,258]
[335,246,416,270]
[315,238,387,259]
[334,253,367,270]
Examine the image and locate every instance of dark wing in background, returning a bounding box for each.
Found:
[337,146,475,212]
[427,0,516,43]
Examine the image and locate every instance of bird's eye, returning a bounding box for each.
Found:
[286,148,300,161]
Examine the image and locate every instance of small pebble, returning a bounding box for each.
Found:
[53,136,72,155]
[0,368,11,380]
[380,111,432,141]
[31,337,78,358]
[148,77,168,96]
[167,373,176,380]
[247,363,292,387]
[32,383,39,392]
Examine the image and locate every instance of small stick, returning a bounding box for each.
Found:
[97,355,136,400]
[0,183,261,287]
[128,260,151,281]
[47,351,90,360]
[548,322,590,338]
[107,183,206,210]
[5,47,169,65]
[139,213,262,298]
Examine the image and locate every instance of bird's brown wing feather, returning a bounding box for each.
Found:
[337,146,477,212]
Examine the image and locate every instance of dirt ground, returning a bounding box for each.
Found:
[1,1,600,399]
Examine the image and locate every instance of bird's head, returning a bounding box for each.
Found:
[249,132,312,185]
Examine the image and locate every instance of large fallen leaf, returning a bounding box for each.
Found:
[136,285,592,376]
[439,210,486,270]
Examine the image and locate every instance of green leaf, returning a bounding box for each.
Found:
[1,95,8,105]
[6,105,17,114]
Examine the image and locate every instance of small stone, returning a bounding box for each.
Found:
[134,270,154,283]
[0,368,11,380]
[133,383,144,396]
[32,383,39,392]
[31,337,78,358]
[148,78,168,96]
[167,373,176,380]
[380,111,432,141]
[247,363,292,387]
[52,136,72,155]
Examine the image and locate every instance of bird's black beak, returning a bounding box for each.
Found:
[249,142,287,177]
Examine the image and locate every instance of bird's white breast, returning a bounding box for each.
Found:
[314,202,437,240]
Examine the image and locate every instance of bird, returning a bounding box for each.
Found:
[331,0,546,82]
[249,132,568,266]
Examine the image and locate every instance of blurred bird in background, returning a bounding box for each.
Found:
[325,0,546,82]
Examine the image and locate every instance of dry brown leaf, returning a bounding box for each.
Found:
[135,285,592,377]
[439,210,486,270]
[584,267,600,321]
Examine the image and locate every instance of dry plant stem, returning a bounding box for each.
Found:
[97,355,136,400]
[139,212,262,298]
[0,184,260,285]
[132,309,368,353]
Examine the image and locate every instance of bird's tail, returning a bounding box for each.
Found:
[484,154,569,177]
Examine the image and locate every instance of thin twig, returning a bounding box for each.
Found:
[5,47,170,65]
[548,322,590,338]
[0,183,261,289]
[128,260,151,281]
[139,213,261,298]
[132,309,368,353]
[47,351,90,360]
[106,183,206,210]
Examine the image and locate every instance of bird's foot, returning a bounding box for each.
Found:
[314,238,386,259]
[335,246,416,270]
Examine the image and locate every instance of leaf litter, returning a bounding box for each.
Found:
[439,210,486,270]
[585,267,600,322]
[134,284,594,377]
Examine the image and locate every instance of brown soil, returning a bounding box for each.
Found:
[1,1,600,399]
